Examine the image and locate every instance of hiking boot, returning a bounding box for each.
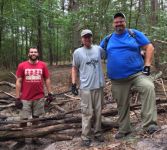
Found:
[31,138,43,145]
[146,125,159,134]
[115,132,131,139]
[80,139,91,147]
[94,135,104,142]
[13,139,25,150]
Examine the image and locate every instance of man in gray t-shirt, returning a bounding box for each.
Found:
[71,29,105,147]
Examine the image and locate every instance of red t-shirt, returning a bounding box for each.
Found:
[16,61,49,101]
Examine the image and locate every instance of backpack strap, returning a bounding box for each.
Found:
[128,29,136,38]
[128,29,142,55]
[103,29,136,51]
[104,34,112,51]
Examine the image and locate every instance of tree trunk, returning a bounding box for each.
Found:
[128,0,133,28]
[151,0,158,26]
[68,0,80,50]
[36,0,43,60]
[37,13,43,60]
[0,0,4,56]
[48,1,54,66]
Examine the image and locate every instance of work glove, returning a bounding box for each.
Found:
[45,92,54,108]
[71,83,78,95]
[15,98,23,109]
[143,66,150,76]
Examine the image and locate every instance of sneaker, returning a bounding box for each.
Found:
[146,125,159,134]
[94,135,104,142]
[80,139,91,147]
[115,132,131,139]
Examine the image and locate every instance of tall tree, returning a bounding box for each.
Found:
[0,0,5,61]
[36,0,43,60]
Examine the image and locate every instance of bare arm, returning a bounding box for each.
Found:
[16,77,22,99]
[45,78,52,93]
[142,43,154,66]
[72,66,78,84]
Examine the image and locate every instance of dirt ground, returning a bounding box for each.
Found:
[0,65,167,150]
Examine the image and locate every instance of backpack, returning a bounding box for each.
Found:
[103,29,136,51]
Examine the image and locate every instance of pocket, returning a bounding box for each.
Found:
[80,90,90,115]
[81,103,88,114]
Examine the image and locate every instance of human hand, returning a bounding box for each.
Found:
[143,66,150,76]
[71,83,78,95]
[15,98,23,109]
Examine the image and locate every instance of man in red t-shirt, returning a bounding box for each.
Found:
[15,47,53,146]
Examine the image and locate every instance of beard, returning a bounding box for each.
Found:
[29,55,38,61]
[115,25,125,33]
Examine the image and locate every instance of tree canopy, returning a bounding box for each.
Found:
[0,0,166,68]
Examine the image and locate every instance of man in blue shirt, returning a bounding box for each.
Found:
[100,12,158,139]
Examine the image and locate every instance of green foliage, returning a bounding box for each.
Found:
[0,0,167,68]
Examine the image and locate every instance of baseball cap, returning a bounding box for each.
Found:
[81,29,93,37]
[113,12,126,19]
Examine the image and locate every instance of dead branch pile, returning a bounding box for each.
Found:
[0,73,167,142]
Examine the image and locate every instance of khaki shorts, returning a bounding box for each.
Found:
[20,98,45,119]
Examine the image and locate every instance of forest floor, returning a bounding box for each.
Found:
[0,65,167,150]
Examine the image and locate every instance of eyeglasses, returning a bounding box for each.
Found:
[113,20,125,24]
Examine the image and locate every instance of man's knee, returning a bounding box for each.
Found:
[143,81,155,91]
[139,77,155,91]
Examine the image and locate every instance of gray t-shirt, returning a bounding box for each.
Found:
[72,45,105,90]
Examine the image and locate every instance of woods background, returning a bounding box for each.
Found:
[0,0,167,69]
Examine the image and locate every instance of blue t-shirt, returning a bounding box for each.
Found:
[100,28,150,80]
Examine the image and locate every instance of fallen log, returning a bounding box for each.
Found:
[49,121,119,139]
[0,123,81,141]
[0,120,119,141]
[29,115,118,129]
[0,115,7,121]
[57,129,81,137]
[0,127,23,131]
[10,72,16,79]
[64,94,80,100]
[2,115,117,130]
[0,114,73,125]
[47,134,73,141]
[0,91,16,99]
[0,95,11,100]
[3,101,167,141]
[154,39,167,44]
[0,81,15,88]
[32,116,81,128]
[0,103,14,108]
[50,105,67,113]
[0,100,11,104]
[102,98,167,116]
[1,98,167,125]
[51,100,74,105]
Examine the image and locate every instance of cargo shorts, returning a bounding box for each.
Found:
[20,98,45,119]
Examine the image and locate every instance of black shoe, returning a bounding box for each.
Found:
[94,136,104,142]
[115,132,131,139]
[32,138,43,145]
[146,125,159,134]
[13,139,25,150]
[80,140,91,147]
